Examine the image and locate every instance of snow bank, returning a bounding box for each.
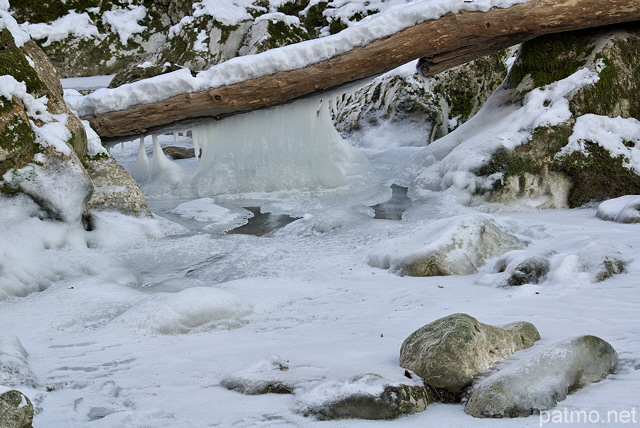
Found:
[66,0,530,116]
[114,287,253,334]
[0,333,36,388]
[596,195,640,223]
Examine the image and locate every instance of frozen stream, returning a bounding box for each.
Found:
[1,102,640,427]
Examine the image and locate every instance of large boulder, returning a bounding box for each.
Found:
[368,215,527,277]
[297,373,432,420]
[0,387,33,428]
[465,335,618,418]
[399,314,540,396]
[475,25,640,207]
[0,11,150,219]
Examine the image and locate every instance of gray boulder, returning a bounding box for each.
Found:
[298,374,432,420]
[0,334,36,389]
[0,388,33,428]
[465,335,618,418]
[400,314,540,395]
[492,250,552,286]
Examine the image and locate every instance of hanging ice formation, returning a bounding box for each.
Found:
[190,96,375,196]
[130,135,185,195]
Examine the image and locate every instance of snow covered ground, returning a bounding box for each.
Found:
[2,97,640,426]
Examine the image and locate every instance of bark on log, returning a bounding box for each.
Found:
[84,0,640,140]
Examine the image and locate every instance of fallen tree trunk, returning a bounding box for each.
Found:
[84,0,640,140]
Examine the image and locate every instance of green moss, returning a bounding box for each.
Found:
[0,29,46,97]
[0,97,15,116]
[261,20,310,50]
[329,18,348,35]
[572,36,640,119]
[277,0,310,16]
[12,0,100,24]
[0,114,39,178]
[553,143,640,207]
[303,2,328,35]
[507,30,595,89]
[475,125,572,193]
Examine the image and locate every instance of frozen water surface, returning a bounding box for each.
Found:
[2,94,640,428]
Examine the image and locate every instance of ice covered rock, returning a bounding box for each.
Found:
[368,215,527,276]
[220,355,295,395]
[596,195,640,223]
[0,387,34,428]
[400,314,540,396]
[297,373,432,420]
[490,250,552,286]
[0,334,36,389]
[465,335,618,418]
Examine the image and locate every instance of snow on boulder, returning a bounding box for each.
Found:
[296,373,432,420]
[400,314,540,397]
[0,387,34,428]
[596,195,640,223]
[114,287,252,335]
[0,334,36,389]
[489,250,552,286]
[368,214,528,276]
[465,335,618,418]
[220,355,297,395]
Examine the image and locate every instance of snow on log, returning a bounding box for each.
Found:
[82,0,640,139]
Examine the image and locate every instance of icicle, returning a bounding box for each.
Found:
[130,136,150,182]
[173,131,179,144]
[191,128,201,161]
[190,96,375,196]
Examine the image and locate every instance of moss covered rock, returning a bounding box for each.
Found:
[477,25,640,208]
[399,314,540,397]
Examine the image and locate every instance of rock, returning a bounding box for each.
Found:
[492,250,552,286]
[84,156,151,217]
[220,356,295,395]
[0,24,93,222]
[368,215,527,277]
[399,314,540,395]
[298,374,432,420]
[0,388,34,428]
[476,26,640,208]
[596,195,640,223]
[465,335,618,418]
[162,146,196,160]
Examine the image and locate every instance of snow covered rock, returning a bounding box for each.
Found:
[220,355,295,395]
[596,195,640,223]
[297,373,432,420]
[368,215,527,277]
[465,335,618,418]
[490,250,552,286]
[0,388,34,428]
[399,314,540,396]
